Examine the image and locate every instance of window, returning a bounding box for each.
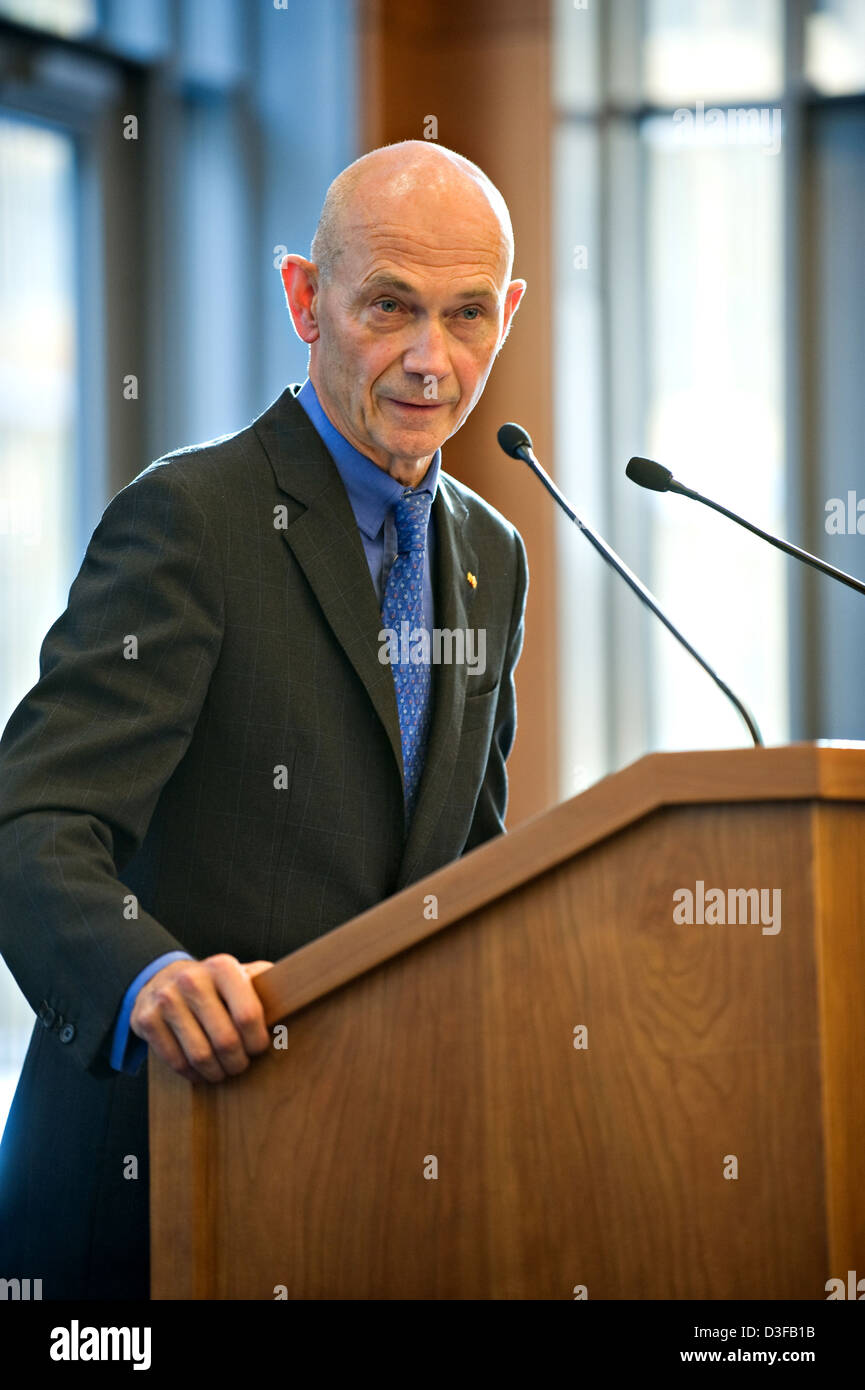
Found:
[805,0,865,95]
[0,0,96,39]
[554,0,792,790]
[642,111,786,751]
[0,114,80,1133]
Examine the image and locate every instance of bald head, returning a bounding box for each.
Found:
[311,140,515,290]
[280,138,526,484]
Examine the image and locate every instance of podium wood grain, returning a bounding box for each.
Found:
[150,745,865,1298]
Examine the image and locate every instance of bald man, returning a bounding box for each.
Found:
[0,141,529,1299]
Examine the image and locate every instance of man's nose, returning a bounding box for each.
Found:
[401,316,451,380]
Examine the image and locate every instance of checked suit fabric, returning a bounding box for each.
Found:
[0,382,529,1300]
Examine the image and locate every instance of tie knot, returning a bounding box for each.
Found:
[394,490,432,553]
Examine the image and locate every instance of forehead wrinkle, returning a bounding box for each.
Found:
[343,230,509,293]
[354,216,506,252]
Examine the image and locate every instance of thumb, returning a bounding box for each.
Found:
[241,960,274,978]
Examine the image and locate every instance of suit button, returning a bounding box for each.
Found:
[58,1023,76,1044]
[38,1003,56,1029]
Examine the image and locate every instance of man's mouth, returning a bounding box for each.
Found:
[385,398,450,412]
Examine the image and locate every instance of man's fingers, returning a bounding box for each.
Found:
[241,960,274,977]
[130,954,274,1083]
[152,979,236,1081]
[137,963,240,1080]
[138,1013,204,1083]
[168,962,255,1077]
[207,956,272,1057]
[132,987,227,1082]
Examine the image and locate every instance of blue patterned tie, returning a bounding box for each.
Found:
[381,489,433,823]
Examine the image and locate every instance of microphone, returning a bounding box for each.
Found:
[626,456,865,598]
[497,422,764,748]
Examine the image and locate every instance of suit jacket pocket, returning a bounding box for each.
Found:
[460,682,500,733]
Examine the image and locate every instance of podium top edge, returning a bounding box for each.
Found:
[253,743,865,1028]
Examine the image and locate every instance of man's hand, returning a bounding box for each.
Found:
[130,954,274,1083]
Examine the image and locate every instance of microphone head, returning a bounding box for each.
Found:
[626,456,674,492]
[498,422,533,459]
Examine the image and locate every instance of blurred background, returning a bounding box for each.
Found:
[0,0,863,1132]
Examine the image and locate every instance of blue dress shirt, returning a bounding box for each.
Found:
[110,378,441,1074]
[296,377,441,625]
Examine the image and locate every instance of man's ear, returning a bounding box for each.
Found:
[280,254,321,344]
[498,278,527,352]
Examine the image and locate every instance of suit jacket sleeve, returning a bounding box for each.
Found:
[462,526,529,851]
[0,463,224,1077]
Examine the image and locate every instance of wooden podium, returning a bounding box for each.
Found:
[149,744,865,1299]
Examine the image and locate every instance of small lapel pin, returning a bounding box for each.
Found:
[466,571,477,588]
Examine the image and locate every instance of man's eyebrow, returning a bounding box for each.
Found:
[359,273,498,303]
[451,286,498,303]
[361,273,416,297]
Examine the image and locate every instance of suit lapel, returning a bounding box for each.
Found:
[255,385,480,886]
[255,388,404,779]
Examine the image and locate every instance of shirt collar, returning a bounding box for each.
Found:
[296,377,441,541]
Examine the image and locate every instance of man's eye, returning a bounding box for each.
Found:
[460,306,481,321]
[375,299,400,313]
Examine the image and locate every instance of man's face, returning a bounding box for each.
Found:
[284,195,525,482]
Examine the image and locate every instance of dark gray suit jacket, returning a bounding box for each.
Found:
[0,383,527,1298]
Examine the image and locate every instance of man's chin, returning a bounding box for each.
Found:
[384,430,444,460]
[375,416,450,456]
